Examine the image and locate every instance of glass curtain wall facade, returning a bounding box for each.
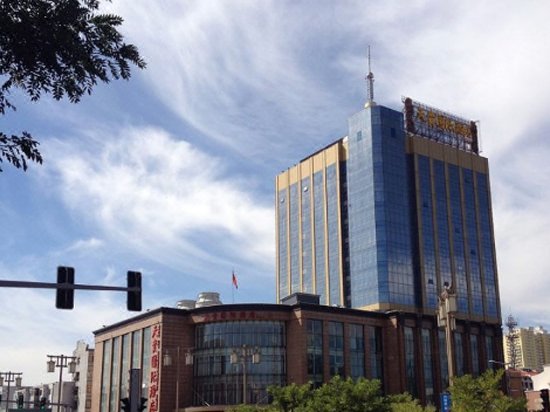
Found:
[415,156,499,320]
[307,319,324,386]
[193,321,286,406]
[369,326,383,381]
[349,324,365,379]
[328,322,344,376]
[276,143,346,306]
[99,326,151,412]
[347,106,416,310]
[404,327,417,397]
[421,329,434,404]
[276,101,501,325]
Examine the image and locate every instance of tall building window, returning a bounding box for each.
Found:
[471,334,480,376]
[120,334,130,401]
[404,327,417,396]
[340,161,351,306]
[349,324,365,379]
[109,336,120,412]
[454,332,464,376]
[438,330,449,389]
[369,326,383,381]
[289,184,300,293]
[418,156,438,309]
[476,172,498,318]
[278,189,288,299]
[434,161,453,292]
[329,322,344,377]
[346,119,377,309]
[100,340,112,412]
[307,319,324,386]
[301,177,312,293]
[379,113,414,307]
[326,164,340,305]
[141,327,151,403]
[313,171,326,304]
[463,169,483,316]
[131,330,141,369]
[422,329,434,404]
[449,165,469,314]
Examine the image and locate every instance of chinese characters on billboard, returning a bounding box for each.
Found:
[403,97,479,154]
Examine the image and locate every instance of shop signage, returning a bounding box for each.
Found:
[195,310,260,323]
[148,324,161,412]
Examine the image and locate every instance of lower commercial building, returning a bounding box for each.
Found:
[91,295,503,412]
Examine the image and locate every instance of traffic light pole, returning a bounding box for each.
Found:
[0,268,142,311]
[0,279,134,292]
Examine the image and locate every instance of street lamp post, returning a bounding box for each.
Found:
[437,285,457,387]
[230,345,260,404]
[163,347,194,412]
[0,371,22,411]
[47,354,76,412]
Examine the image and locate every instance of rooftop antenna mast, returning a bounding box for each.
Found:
[365,45,376,108]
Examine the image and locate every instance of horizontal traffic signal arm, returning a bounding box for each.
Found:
[0,268,142,311]
[0,279,136,291]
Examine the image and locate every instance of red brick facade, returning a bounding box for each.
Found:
[92,302,503,411]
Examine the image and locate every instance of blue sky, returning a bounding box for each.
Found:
[2,0,550,385]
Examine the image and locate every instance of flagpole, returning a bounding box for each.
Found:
[232,269,235,304]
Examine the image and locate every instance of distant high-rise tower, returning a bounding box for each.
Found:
[276,96,501,324]
[504,322,550,371]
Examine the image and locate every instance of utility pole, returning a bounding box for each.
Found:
[47,354,76,412]
[0,371,22,411]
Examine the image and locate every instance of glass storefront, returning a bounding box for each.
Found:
[193,320,286,406]
[99,326,151,412]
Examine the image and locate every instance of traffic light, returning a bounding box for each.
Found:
[120,397,131,412]
[138,397,148,412]
[541,388,549,411]
[56,266,75,309]
[40,397,47,409]
[127,271,142,311]
[17,393,24,409]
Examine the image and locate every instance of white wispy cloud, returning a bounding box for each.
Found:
[41,126,274,278]
[104,0,352,162]
[65,237,104,253]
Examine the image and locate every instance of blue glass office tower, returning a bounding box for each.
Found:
[276,98,501,324]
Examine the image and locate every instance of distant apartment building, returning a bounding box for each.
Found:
[73,340,95,412]
[504,326,550,371]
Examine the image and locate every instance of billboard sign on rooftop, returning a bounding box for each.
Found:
[403,97,479,154]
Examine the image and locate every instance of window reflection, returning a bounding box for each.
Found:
[193,321,286,406]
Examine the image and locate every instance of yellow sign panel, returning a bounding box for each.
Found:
[403,97,478,154]
[415,106,473,142]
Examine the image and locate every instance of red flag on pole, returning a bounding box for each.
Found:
[232,271,238,289]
